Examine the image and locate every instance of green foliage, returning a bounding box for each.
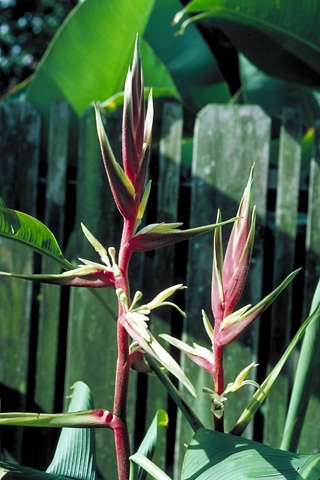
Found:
[143,0,230,111]
[46,382,97,480]
[0,199,73,269]
[130,410,168,480]
[231,301,320,436]
[1,3,320,478]
[24,0,153,118]
[0,382,97,479]
[281,279,320,451]
[181,428,320,479]
[175,0,320,87]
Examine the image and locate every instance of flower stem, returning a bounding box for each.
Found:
[113,217,136,479]
[213,343,224,432]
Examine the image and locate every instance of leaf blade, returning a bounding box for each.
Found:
[182,428,320,480]
[0,205,73,269]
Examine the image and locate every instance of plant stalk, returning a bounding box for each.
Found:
[213,343,224,432]
[112,217,136,479]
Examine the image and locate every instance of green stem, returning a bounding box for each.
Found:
[281,279,320,451]
[145,354,204,432]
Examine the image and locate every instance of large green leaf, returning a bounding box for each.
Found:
[130,410,169,480]
[144,0,230,112]
[0,383,97,480]
[0,203,73,269]
[239,54,320,126]
[174,0,320,88]
[46,382,97,480]
[181,428,320,479]
[25,0,156,119]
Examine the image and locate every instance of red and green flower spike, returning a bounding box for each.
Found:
[95,103,136,220]
[122,35,153,198]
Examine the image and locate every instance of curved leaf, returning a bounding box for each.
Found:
[239,55,320,126]
[46,382,97,480]
[175,0,320,87]
[24,0,181,121]
[129,454,172,480]
[130,410,169,480]
[0,204,73,269]
[182,428,320,480]
[144,0,230,111]
[0,383,98,480]
[281,278,320,451]
[130,217,239,252]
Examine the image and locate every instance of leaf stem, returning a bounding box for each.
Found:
[145,354,204,432]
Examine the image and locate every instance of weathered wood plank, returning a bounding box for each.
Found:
[174,104,270,477]
[35,102,70,414]
[264,109,302,448]
[64,106,128,477]
[144,103,183,471]
[298,121,320,453]
[0,102,41,461]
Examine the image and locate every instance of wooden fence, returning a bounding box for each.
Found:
[0,100,319,478]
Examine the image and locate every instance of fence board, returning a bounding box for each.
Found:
[1,100,320,474]
[144,103,183,472]
[0,102,41,461]
[35,102,70,414]
[299,122,320,453]
[174,104,271,477]
[64,106,134,478]
[264,109,302,447]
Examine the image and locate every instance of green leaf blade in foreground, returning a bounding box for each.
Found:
[46,382,97,480]
[181,428,320,480]
[0,383,98,480]
[175,0,320,88]
[281,278,320,452]
[25,0,156,119]
[130,410,169,480]
[0,205,73,270]
[0,463,69,479]
[130,454,172,480]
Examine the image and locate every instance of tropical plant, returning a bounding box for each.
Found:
[0,37,320,480]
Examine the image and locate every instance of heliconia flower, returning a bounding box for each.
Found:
[217,268,301,345]
[223,362,260,394]
[219,165,256,320]
[160,309,215,373]
[116,285,197,396]
[0,223,118,288]
[211,165,300,346]
[95,103,137,220]
[94,35,153,220]
[160,334,215,374]
[122,35,153,197]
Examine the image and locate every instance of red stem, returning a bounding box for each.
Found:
[112,217,136,480]
[213,343,224,432]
